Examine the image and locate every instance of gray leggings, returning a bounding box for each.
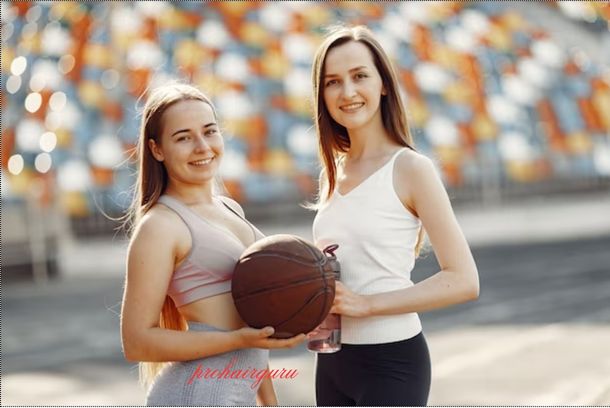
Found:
[146,321,269,406]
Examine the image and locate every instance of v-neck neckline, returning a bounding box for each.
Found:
[163,195,255,248]
[335,148,406,198]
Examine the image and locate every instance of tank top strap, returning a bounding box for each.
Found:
[217,197,263,241]
[158,195,193,218]
[376,147,408,180]
[157,195,201,232]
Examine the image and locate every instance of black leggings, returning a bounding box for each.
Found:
[315,332,431,406]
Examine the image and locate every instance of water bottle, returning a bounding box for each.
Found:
[307,244,341,353]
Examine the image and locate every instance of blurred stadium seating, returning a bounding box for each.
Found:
[2,1,609,234]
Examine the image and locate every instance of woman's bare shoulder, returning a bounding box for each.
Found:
[394,149,444,208]
[130,203,186,246]
[395,148,437,178]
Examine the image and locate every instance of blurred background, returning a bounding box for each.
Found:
[2,1,610,405]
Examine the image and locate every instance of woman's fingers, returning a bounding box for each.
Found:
[306,328,320,338]
[259,326,275,337]
[262,333,307,349]
[240,327,306,349]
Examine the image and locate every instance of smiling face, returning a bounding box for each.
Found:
[148,99,223,188]
[322,40,387,133]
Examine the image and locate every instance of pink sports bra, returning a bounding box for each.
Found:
[157,195,264,307]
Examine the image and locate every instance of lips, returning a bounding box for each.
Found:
[340,102,365,113]
[189,157,214,166]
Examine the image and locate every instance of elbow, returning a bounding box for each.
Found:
[121,326,145,362]
[467,280,480,301]
[122,345,140,363]
[123,352,138,363]
[457,282,479,304]
[121,337,141,362]
[455,268,479,302]
[465,271,480,301]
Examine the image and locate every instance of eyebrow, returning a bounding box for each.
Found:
[170,122,217,138]
[324,66,369,78]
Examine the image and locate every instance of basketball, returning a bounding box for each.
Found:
[231,234,340,339]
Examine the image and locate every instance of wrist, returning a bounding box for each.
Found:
[229,329,245,350]
[363,294,376,317]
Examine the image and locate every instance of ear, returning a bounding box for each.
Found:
[148,138,164,162]
[381,84,387,96]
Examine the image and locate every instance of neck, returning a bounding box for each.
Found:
[346,130,397,161]
[344,109,398,160]
[164,180,215,205]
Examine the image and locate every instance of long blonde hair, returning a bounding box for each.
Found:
[126,83,216,389]
[311,25,425,255]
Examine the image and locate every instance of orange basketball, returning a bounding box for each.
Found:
[231,234,340,339]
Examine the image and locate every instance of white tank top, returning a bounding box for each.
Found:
[313,147,422,344]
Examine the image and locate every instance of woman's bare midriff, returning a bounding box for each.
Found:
[178,292,246,331]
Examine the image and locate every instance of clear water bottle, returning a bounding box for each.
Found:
[307,244,341,353]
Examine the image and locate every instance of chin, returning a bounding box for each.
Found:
[199,172,218,182]
[343,119,369,131]
[335,113,369,129]
[185,171,217,185]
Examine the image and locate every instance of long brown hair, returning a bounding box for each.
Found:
[311,25,424,254]
[127,83,217,229]
[126,83,216,389]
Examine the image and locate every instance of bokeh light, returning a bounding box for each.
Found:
[10,56,28,76]
[24,93,43,113]
[35,153,53,174]
[8,154,25,176]
[6,75,22,94]
[40,132,58,153]
[1,1,608,219]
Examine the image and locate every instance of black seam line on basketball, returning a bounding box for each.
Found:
[242,246,325,263]
[238,288,333,333]
[271,289,333,334]
[293,236,323,260]
[297,236,336,322]
[240,253,328,267]
[233,275,335,299]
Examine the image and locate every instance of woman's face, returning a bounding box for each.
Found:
[322,40,386,132]
[149,99,223,187]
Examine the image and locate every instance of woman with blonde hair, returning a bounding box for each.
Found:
[120,83,305,406]
[310,26,480,405]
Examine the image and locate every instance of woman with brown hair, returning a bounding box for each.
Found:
[310,26,480,405]
[120,83,305,406]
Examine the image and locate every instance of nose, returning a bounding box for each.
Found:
[193,134,210,152]
[341,80,357,99]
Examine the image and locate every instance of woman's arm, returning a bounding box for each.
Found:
[256,370,278,406]
[331,152,479,317]
[120,209,304,362]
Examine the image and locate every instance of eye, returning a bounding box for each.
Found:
[205,128,218,136]
[176,135,190,142]
[355,72,368,80]
[325,79,338,87]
